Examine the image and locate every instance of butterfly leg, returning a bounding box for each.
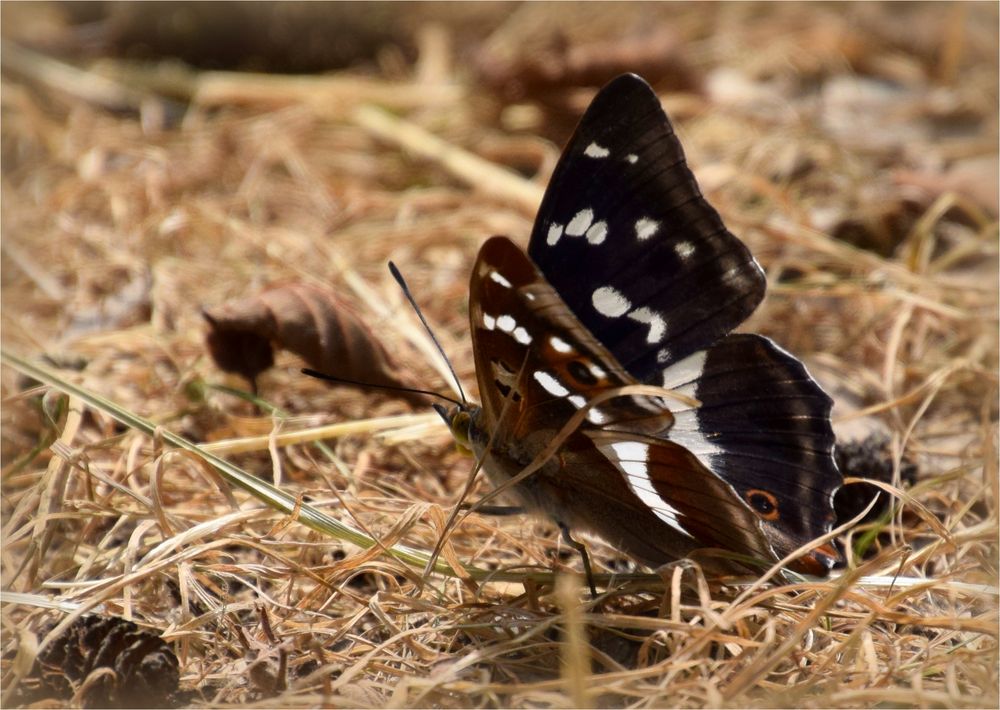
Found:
[558,523,598,598]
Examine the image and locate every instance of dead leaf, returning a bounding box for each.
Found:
[476,6,702,115]
[203,283,415,400]
[810,192,926,258]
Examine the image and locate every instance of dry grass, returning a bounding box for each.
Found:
[2,3,998,707]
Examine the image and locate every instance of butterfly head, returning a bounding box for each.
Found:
[794,543,841,575]
[433,402,480,454]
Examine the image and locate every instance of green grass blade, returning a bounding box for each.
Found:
[1,349,454,575]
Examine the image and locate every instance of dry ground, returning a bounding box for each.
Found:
[1,3,997,707]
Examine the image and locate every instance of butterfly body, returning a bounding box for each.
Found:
[445,74,841,578]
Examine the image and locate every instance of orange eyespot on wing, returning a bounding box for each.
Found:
[745,489,780,521]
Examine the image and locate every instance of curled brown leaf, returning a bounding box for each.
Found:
[203,283,416,401]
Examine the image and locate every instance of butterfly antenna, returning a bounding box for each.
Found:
[301,369,463,408]
[388,261,468,406]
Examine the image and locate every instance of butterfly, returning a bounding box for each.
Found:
[437,73,841,587]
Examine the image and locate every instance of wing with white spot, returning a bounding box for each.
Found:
[527,73,766,383]
[467,238,839,573]
[657,333,841,571]
[577,332,840,572]
[468,236,674,438]
[585,430,778,565]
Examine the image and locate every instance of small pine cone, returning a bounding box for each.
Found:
[834,433,918,526]
[23,615,179,709]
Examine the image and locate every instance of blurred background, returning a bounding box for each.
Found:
[3,1,996,346]
[1,4,997,707]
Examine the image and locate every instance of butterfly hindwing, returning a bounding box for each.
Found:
[587,431,766,541]
[657,334,839,563]
[527,74,766,382]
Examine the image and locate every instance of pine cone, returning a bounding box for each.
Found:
[14,615,179,709]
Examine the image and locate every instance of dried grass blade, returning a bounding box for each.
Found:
[200,413,440,456]
[556,574,593,708]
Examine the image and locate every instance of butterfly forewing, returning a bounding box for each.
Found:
[469,236,674,441]
[527,74,766,382]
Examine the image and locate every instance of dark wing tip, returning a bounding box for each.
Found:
[599,73,654,94]
[588,73,662,119]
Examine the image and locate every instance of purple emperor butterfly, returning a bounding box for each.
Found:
[439,74,841,581]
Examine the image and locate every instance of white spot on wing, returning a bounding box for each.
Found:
[608,442,693,537]
[489,271,513,288]
[661,350,707,392]
[566,209,594,237]
[628,307,667,343]
[565,391,607,423]
[610,442,648,477]
[496,314,516,332]
[668,412,724,458]
[513,326,532,345]
[586,408,608,424]
[585,221,608,245]
[547,222,564,246]
[592,286,631,317]
[635,217,660,241]
[625,153,638,164]
[483,314,496,330]
[589,363,606,379]
[657,348,672,364]
[549,336,573,353]
[675,241,695,259]
[533,371,569,397]
[660,349,725,460]
[585,142,610,158]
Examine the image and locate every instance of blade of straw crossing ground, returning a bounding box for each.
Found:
[194,72,463,113]
[1,349,449,575]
